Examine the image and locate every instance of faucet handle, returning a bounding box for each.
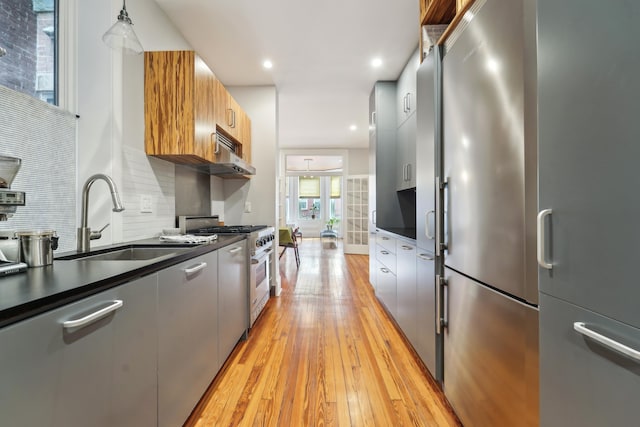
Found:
[90,223,110,241]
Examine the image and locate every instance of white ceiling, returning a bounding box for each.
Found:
[153,0,419,149]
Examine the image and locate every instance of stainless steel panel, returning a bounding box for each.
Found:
[540,294,640,426]
[444,267,538,427]
[416,249,439,380]
[396,242,417,344]
[175,165,211,216]
[442,0,537,302]
[538,0,640,327]
[416,51,437,252]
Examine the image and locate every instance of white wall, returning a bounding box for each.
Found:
[224,86,278,228]
[348,148,369,175]
[76,0,191,245]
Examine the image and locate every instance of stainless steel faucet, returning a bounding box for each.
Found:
[77,174,125,252]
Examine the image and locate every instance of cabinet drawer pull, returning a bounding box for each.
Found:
[418,253,433,261]
[380,250,390,255]
[401,245,414,251]
[426,210,435,240]
[229,246,243,254]
[380,268,390,273]
[574,322,640,362]
[62,300,123,329]
[183,262,207,276]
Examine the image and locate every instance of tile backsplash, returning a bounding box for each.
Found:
[0,86,76,252]
[121,146,176,241]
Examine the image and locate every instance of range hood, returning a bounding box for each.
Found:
[206,132,256,176]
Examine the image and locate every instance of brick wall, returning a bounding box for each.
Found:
[0,0,38,96]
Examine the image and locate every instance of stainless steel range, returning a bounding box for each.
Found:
[178,216,275,327]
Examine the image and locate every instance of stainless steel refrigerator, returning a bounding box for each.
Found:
[438,0,538,424]
[538,1,640,425]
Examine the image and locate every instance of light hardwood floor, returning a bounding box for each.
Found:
[186,238,460,427]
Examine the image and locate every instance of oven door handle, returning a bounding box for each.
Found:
[252,248,273,264]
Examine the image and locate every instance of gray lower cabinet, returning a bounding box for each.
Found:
[415,249,437,378]
[217,240,248,364]
[158,251,219,427]
[375,232,397,317]
[376,260,396,317]
[0,274,158,427]
[540,293,640,426]
[396,241,416,343]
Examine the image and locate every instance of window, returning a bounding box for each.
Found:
[285,176,342,226]
[0,0,58,105]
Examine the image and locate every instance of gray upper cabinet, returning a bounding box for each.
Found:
[538,1,640,424]
[158,251,219,427]
[538,0,640,329]
[396,49,419,191]
[368,82,402,230]
[218,240,248,364]
[396,113,417,191]
[396,49,419,128]
[0,274,158,427]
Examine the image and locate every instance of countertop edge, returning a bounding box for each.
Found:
[0,235,246,329]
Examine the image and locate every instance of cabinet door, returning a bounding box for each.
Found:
[396,49,419,127]
[416,250,438,378]
[397,113,417,191]
[218,241,248,364]
[540,294,640,426]
[193,54,217,163]
[416,53,437,252]
[369,231,377,289]
[238,111,252,163]
[396,242,417,344]
[158,252,218,427]
[538,0,640,328]
[376,260,397,317]
[0,275,158,427]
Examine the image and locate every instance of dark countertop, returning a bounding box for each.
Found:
[377,227,417,241]
[0,235,245,328]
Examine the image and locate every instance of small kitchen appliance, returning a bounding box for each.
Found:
[0,156,26,221]
[178,216,275,326]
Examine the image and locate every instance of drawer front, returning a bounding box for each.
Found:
[376,233,396,253]
[540,294,640,427]
[376,245,396,273]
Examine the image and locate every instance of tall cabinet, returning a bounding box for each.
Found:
[538,1,640,425]
[368,81,400,288]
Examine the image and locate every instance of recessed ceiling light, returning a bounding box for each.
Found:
[349,124,357,131]
[263,59,273,69]
[371,57,383,68]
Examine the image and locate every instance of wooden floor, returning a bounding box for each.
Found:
[186,238,460,427]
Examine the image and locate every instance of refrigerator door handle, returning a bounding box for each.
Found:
[436,177,449,256]
[436,275,448,334]
[574,322,640,362]
[537,208,553,269]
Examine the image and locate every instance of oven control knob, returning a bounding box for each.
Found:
[257,239,263,247]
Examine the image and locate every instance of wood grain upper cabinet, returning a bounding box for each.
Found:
[144,50,216,164]
[213,80,252,163]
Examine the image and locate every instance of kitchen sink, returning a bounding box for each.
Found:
[56,246,195,261]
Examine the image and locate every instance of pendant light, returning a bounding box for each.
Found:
[102,0,143,55]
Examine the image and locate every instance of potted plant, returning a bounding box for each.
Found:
[326,217,340,230]
[310,203,320,219]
